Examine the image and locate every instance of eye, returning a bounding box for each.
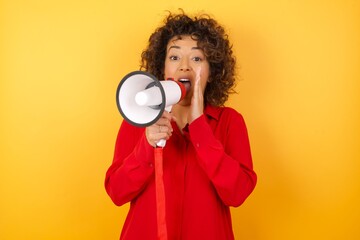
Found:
[192,56,202,62]
[169,55,180,61]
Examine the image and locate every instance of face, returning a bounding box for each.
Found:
[164,35,210,106]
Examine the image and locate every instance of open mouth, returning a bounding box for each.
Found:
[179,79,191,92]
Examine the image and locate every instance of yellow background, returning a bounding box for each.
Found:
[1,0,359,239]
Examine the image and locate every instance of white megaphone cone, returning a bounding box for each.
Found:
[116,70,188,128]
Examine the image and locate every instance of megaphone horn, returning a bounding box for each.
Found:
[116,71,187,127]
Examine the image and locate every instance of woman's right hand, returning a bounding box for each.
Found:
[145,111,174,147]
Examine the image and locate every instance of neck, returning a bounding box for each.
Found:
[171,104,190,131]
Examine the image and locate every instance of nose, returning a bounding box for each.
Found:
[179,58,191,72]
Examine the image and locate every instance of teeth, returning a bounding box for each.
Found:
[179,78,190,82]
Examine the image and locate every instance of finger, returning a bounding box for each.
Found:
[156,117,171,126]
[194,68,202,98]
[146,129,171,147]
[192,75,201,104]
[162,111,173,121]
[152,132,172,144]
[145,111,174,146]
[188,68,204,123]
[196,67,201,81]
[155,123,173,135]
[158,125,173,134]
[150,123,173,137]
[156,117,173,132]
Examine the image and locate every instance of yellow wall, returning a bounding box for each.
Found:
[1,0,359,239]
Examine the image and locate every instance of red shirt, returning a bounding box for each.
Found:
[105,105,257,239]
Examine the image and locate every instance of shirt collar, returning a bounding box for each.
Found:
[204,105,221,121]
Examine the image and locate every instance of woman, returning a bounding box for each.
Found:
[105,11,257,240]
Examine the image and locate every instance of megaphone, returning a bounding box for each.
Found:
[116,71,188,127]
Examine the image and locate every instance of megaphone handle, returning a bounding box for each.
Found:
[156,105,173,148]
[156,139,166,148]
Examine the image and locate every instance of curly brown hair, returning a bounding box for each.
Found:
[140,11,237,106]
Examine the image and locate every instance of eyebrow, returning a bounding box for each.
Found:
[167,46,202,51]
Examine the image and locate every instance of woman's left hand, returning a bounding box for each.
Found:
[188,68,204,123]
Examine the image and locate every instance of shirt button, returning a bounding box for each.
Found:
[196,143,200,148]
[149,163,154,168]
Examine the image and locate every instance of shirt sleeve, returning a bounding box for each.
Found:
[188,109,257,207]
[104,121,155,206]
